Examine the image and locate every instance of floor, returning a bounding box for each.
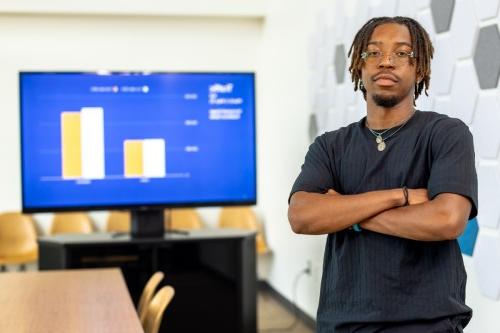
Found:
[258,289,314,333]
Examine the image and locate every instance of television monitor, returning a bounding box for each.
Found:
[20,72,256,236]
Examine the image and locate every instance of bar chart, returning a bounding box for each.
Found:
[124,139,166,178]
[61,107,167,180]
[61,107,105,179]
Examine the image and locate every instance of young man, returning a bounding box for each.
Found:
[288,17,478,333]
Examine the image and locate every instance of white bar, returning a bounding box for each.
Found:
[81,107,105,179]
[142,139,166,178]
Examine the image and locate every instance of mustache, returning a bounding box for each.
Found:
[372,71,400,82]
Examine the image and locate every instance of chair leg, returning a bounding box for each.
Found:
[0,265,6,272]
[19,264,26,272]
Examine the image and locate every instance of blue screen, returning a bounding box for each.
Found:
[20,72,256,211]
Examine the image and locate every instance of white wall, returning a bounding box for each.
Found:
[257,0,325,318]
[0,0,265,18]
[0,6,262,232]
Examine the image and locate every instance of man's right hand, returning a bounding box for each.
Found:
[407,188,429,205]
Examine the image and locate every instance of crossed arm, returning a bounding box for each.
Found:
[288,188,472,241]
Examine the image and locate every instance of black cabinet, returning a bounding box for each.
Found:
[38,229,257,333]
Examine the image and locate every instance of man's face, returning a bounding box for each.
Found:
[360,23,418,108]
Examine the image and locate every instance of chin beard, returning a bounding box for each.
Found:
[372,94,403,108]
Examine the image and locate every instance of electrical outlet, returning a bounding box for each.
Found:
[305,260,312,275]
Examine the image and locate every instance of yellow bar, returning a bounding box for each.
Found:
[61,112,82,178]
[124,140,143,177]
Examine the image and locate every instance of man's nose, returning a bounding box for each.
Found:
[378,53,395,68]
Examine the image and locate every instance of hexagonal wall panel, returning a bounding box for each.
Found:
[369,0,398,18]
[346,84,360,108]
[308,35,319,70]
[325,26,337,70]
[458,218,479,256]
[318,89,329,117]
[308,70,322,106]
[417,0,431,10]
[472,0,500,20]
[397,0,418,18]
[341,62,359,105]
[449,61,478,124]
[473,231,500,300]
[430,0,454,33]
[477,163,500,229]
[308,113,319,142]
[326,86,347,130]
[431,35,455,94]
[315,11,327,47]
[325,68,337,108]
[472,92,500,158]
[354,0,371,33]
[346,101,366,125]
[333,3,347,40]
[343,17,362,52]
[316,47,328,88]
[334,45,346,84]
[449,0,478,59]
[416,94,435,111]
[433,96,452,116]
[416,8,437,42]
[473,25,500,89]
[314,91,329,133]
[343,0,373,50]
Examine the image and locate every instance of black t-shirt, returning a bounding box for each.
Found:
[289,110,478,332]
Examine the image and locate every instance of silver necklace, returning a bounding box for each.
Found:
[366,110,415,152]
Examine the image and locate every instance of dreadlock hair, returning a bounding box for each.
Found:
[347,16,434,104]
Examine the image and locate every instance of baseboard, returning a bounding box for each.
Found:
[258,280,317,330]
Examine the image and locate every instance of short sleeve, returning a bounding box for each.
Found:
[427,119,478,219]
[288,135,336,203]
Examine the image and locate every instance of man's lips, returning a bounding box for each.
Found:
[372,73,399,86]
[373,73,399,82]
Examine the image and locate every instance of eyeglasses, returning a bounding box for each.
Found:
[361,50,415,66]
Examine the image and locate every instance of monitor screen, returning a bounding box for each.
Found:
[20,72,256,212]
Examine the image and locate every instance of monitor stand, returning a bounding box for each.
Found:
[129,208,189,239]
[130,209,164,238]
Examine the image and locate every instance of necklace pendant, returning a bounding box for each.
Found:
[377,141,386,151]
[376,135,383,144]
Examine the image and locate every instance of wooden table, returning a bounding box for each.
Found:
[39,229,257,333]
[0,268,143,333]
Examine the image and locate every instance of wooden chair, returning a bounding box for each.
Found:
[106,211,131,232]
[50,212,93,235]
[138,271,164,324]
[142,286,175,333]
[164,208,203,231]
[218,207,270,254]
[0,212,38,271]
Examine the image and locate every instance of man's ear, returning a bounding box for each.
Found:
[416,71,424,84]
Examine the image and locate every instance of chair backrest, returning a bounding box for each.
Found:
[218,206,258,229]
[106,211,131,232]
[0,212,38,263]
[218,207,269,254]
[138,271,164,324]
[50,213,93,235]
[168,208,203,230]
[142,286,175,333]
